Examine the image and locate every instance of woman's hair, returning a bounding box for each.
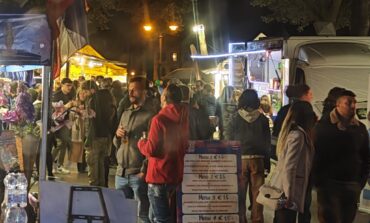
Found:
[238,89,260,110]
[276,101,316,156]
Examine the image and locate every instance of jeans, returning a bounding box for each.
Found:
[115,175,150,223]
[242,158,265,223]
[317,180,361,223]
[52,126,71,166]
[147,184,177,223]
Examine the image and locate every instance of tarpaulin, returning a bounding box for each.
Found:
[0,14,51,65]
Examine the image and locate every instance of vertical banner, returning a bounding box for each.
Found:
[178,141,245,223]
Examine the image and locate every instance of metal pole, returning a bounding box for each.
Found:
[66,61,70,78]
[39,66,51,181]
[158,34,163,79]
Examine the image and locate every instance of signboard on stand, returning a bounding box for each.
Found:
[178,141,244,223]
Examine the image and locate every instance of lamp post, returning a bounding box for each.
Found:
[143,24,178,80]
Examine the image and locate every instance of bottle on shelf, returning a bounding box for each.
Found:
[6,173,17,208]
[4,206,27,223]
[16,173,28,208]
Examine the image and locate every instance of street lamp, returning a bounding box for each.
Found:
[143,24,152,32]
[142,23,179,80]
[169,25,179,31]
[192,24,204,33]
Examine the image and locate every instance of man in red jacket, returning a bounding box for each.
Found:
[138,84,189,223]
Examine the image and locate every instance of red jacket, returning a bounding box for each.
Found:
[138,103,189,184]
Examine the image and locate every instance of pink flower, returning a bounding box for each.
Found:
[2,110,20,124]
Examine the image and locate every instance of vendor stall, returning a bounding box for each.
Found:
[0,13,51,222]
[60,44,127,82]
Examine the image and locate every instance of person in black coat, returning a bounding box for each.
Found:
[313,89,369,223]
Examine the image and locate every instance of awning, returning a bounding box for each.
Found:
[61,45,127,79]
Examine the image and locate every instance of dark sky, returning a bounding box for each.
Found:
[90,0,283,60]
[196,0,279,53]
[88,0,317,68]
[196,0,315,54]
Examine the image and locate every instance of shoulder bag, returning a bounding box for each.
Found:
[256,165,284,210]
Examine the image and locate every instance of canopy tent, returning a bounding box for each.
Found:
[0,14,52,190]
[61,45,127,80]
[0,14,51,65]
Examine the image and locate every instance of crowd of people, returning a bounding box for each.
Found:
[0,74,369,223]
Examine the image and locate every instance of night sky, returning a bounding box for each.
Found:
[196,0,315,54]
[88,0,317,69]
[196,0,278,53]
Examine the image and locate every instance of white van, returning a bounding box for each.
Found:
[245,37,370,121]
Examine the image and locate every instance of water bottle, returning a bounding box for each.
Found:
[1,174,10,221]
[6,173,17,208]
[17,173,28,208]
[4,206,28,223]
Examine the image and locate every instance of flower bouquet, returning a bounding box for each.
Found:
[1,83,38,172]
[2,84,38,138]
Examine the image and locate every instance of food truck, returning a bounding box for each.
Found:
[195,36,370,213]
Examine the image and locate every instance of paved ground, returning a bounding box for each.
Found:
[30,164,370,223]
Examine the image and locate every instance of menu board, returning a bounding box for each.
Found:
[178,141,244,223]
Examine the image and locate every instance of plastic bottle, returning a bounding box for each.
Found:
[6,173,17,208]
[1,174,10,221]
[4,206,28,223]
[17,173,28,208]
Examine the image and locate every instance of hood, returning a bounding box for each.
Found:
[160,103,189,123]
[238,108,261,123]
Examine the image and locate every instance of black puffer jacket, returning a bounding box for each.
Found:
[89,89,116,138]
[189,106,212,140]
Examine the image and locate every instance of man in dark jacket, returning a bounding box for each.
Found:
[114,77,155,223]
[225,89,270,223]
[52,77,75,174]
[138,84,189,223]
[82,80,115,186]
[313,90,369,223]
[179,85,212,140]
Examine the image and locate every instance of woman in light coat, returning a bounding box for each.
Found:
[272,101,316,223]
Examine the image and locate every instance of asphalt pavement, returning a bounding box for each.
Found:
[30,164,370,223]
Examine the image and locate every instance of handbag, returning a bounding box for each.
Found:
[256,183,284,210]
[256,166,284,210]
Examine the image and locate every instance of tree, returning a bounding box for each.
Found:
[88,0,192,31]
[250,0,369,35]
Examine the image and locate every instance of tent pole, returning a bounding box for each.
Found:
[39,66,50,182]
[66,61,70,78]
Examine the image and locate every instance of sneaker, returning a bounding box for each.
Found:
[57,166,70,174]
